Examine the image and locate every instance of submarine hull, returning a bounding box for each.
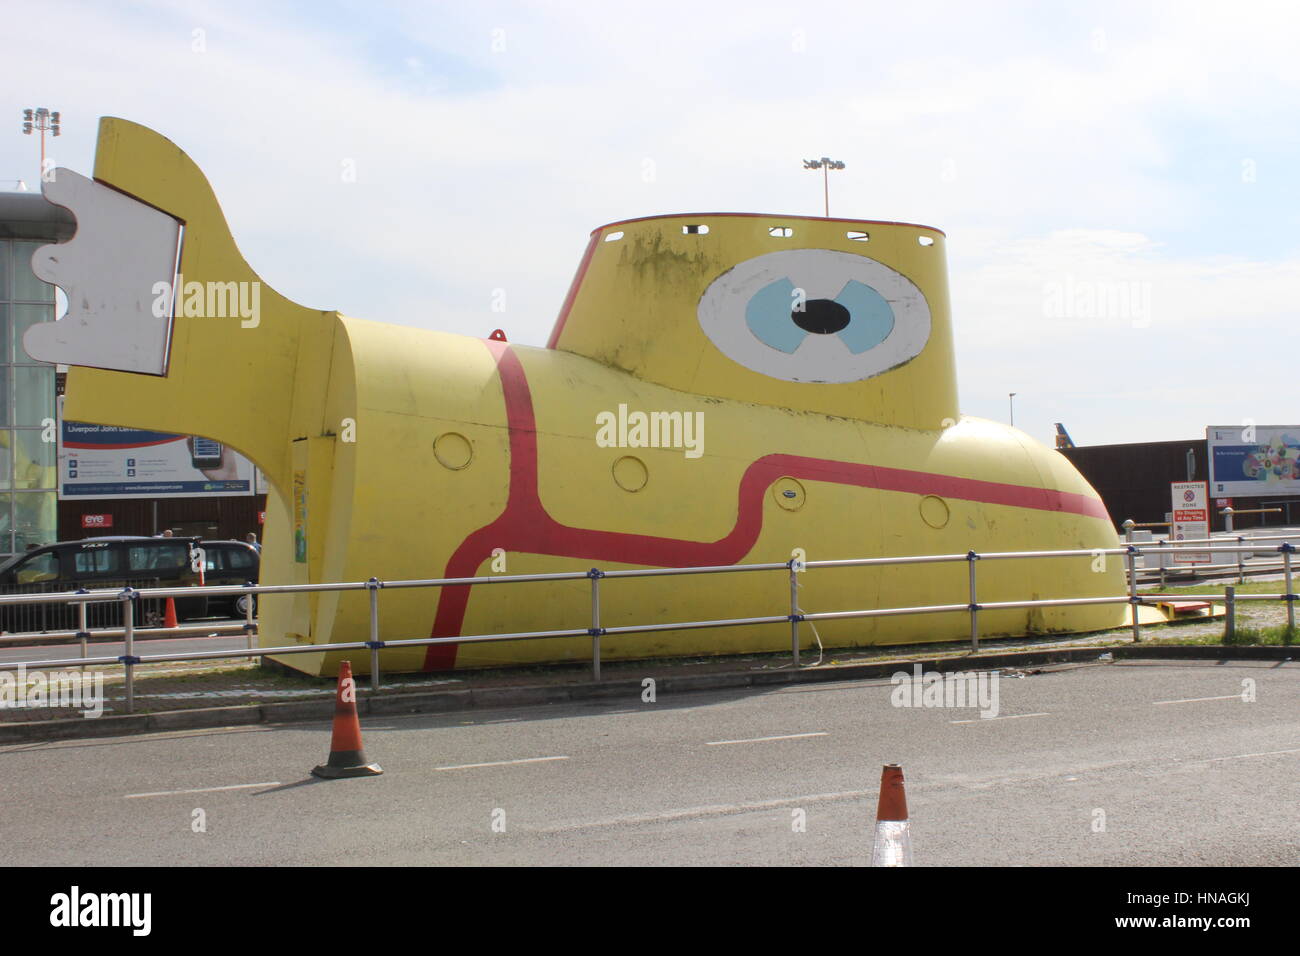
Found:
[36,118,1126,677]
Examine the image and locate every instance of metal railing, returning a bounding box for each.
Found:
[1122,526,1300,585]
[2,535,1296,714]
[0,577,167,634]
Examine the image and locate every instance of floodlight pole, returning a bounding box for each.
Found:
[803,156,846,217]
[20,107,61,178]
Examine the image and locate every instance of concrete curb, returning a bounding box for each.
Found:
[0,643,1292,745]
[1114,644,1295,661]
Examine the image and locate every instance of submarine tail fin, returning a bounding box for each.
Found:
[26,117,340,495]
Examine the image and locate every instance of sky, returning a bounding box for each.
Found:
[3,0,1298,447]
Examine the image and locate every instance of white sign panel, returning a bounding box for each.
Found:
[26,168,180,375]
[1170,480,1210,564]
[1207,425,1300,499]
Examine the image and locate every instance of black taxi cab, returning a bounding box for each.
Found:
[0,536,260,631]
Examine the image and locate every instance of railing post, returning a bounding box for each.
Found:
[1283,544,1296,634]
[367,577,382,692]
[788,560,801,668]
[76,589,89,674]
[120,588,136,714]
[243,581,257,655]
[967,550,980,653]
[1224,585,1236,643]
[1122,519,1152,588]
[588,568,603,682]
[1236,535,1246,584]
[1126,546,1141,643]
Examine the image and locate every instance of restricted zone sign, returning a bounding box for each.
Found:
[1170,481,1210,564]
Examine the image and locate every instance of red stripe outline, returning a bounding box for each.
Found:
[421,343,1108,670]
[545,231,601,350]
[591,211,945,235]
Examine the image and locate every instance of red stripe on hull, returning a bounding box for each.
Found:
[422,343,1108,669]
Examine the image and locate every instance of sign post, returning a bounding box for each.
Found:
[1170,481,1210,565]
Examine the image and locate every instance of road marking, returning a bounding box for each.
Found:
[125,781,280,799]
[1153,695,1242,705]
[704,732,829,746]
[1206,747,1300,762]
[435,755,570,771]
[949,712,1050,724]
[542,789,874,832]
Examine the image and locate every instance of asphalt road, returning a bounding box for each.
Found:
[2,659,1296,866]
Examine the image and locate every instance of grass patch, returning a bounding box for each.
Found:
[126,662,328,691]
[1224,624,1296,646]
[1139,631,1229,646]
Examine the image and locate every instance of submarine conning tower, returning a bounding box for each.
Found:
[546,213,959,432]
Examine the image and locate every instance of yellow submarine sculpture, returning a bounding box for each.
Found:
[30,118,1127,676]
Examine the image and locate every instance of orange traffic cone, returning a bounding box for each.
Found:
[311,661,383,779]
[870,763,913,866]
[163,597,178,629]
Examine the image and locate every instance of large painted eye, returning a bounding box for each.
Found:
[697,249,931,383]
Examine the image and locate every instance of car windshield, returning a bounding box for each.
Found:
[128,542,189,571]
[13,551,60,585]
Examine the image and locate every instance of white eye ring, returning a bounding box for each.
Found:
[697,249,932,383]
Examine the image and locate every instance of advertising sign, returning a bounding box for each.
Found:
[1207,425,1300,498]
[80,514,113,529]
[1170,481,1210,564]
[59,416,256,499]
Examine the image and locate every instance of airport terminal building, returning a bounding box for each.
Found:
[1061,433,1300,532]
[0,191,72,554]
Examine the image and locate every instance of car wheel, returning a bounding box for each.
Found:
[234,594,257,618]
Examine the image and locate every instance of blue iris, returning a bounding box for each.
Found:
[745,278,894,354]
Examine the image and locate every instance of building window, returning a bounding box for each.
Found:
[0,239,59,554]
[11,241,53,303]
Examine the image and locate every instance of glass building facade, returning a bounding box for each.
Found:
[0,193,73,557]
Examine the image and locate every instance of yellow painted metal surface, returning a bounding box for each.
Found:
[56,119,1126,676]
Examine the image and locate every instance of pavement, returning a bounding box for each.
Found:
[3,658,1295,865]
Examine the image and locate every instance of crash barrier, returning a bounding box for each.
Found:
[1,536,1295,714]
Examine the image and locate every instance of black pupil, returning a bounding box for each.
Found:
[792,298,850,334]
